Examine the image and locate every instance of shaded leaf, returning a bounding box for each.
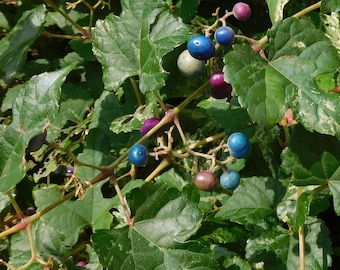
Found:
[0,5,46,76]
[281,125,340,186]
[34,182,113,246]
[246,217,332,269]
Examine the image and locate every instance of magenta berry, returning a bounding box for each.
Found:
[232,2,251,21]
[210,71,232,99]
[141,118,164,138]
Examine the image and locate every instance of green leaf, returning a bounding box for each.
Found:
[246,217,332,269]
[287,192,311,232]
[92,183,215,269]
[0,64,76,193]
[0,4,46,76]
[216,177,286,225]
[34,182,114,246]
[9,220,69,268]
[224,17,340,138]
[281,125,340,186]
[267,0,290,23]
[92,229,219,269]
[76,129,116,181]
[321,0,340,13]
[172,0,200,23]
[197,97,255,138]
[93,0,190,93]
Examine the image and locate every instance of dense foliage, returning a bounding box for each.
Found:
[0,0,339,269]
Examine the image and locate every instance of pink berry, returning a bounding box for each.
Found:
[232,2,251,21]
[76,261,87,267]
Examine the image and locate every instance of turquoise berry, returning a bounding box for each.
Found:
[227,132,250,159]
[220,170,240,190]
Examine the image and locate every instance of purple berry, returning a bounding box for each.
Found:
[232,2,251,21]
[141,118,165,138]
[209,71,232,99]
[24,207,36,216]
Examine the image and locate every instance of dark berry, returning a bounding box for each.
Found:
[128,144,148,167]
[214,26,235,46]
[177,49,206,77]
[194,170,219,191]
[24,207,36,216]
[220,170,241,190]
[232,2,251,21]
[187,35,215,60]
[227,132,250,159]
[209,71,232,99]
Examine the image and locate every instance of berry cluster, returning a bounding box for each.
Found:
[177,2,251,101]
[128,2,252,191]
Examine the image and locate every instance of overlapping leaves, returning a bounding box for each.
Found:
[92,0,191,93]
[91,182,218,269]
[0,64,75,193]
[224,17,340,138]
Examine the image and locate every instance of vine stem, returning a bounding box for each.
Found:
[292,1,321,18]
[297,186,305,270]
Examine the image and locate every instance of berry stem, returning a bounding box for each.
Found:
[44,0,89,38]
[297,186,305,270]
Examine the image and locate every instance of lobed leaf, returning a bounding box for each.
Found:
[216,177,286,224]
[34,183,113,246]
[246,217,332,269]
[92,183,215,269]
[0,64,76,193]
[224,17,340,138]
[92,0,190,93]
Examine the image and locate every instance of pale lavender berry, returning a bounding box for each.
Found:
[232,2,251,21]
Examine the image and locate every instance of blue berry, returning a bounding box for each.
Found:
[187,35,215,60]
[128,144,148,166]
[177,49,206,77]
[214,26,235,46]
[220,170,240,190]
[227,132,250,159]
